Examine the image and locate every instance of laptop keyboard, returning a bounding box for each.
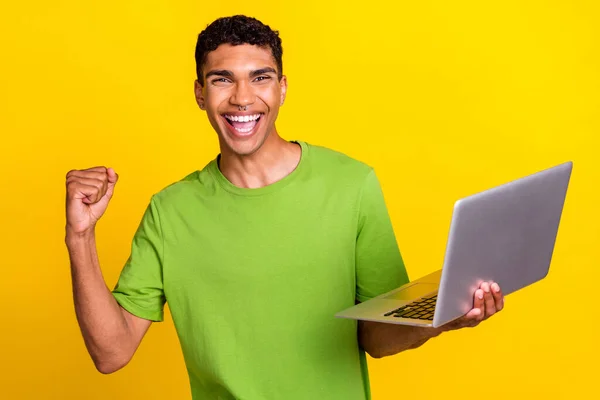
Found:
[384,293,437,321]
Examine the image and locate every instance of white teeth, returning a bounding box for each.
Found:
[235,126,253,133]
[234,119,257,133]
[224,114,261,122]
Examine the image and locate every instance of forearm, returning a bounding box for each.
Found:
[66,229,133,372]
[358,320,445,358]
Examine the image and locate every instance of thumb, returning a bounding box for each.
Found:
[107,167,119,185]
[105,167,118,198]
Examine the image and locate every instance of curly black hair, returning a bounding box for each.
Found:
[194,15,283,86]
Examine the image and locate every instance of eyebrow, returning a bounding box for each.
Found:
[250,67,277,77]
[205,70,233,79]
[205,67,278,79]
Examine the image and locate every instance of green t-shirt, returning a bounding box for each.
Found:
[112,141,409,399]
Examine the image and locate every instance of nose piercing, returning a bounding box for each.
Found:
[239,105,247,111]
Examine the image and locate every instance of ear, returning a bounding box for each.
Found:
[279,75,287,106]
[194,80,206,110]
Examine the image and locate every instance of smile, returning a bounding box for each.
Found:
[222,113,263,135]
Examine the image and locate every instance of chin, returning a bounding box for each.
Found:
[221,133,269,157]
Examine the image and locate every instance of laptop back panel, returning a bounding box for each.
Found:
[432,162,572,327]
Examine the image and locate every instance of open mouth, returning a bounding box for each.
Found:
[222,113,263,136]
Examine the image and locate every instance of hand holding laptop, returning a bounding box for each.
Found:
[336,161,571,328]
[440,281,505,332]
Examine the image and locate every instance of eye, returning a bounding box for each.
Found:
[254,76,270,82]
[211,78,231,85]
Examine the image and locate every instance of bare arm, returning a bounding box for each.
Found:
[358,282,505,358]
[67,229,151,373]
[358,320,443,358]
[65,166,151,374]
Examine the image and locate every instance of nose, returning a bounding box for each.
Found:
[230,80,255,108]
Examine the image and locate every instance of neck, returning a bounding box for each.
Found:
[218,129,302,189]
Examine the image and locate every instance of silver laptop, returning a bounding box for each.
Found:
[336,161,573,328]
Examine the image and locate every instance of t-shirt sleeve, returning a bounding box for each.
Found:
[112,195,166,322]
[355,169,410,303]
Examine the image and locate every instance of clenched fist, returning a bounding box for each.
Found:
[65,167,118,235]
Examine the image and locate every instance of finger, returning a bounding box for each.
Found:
[104,169,118,200]
[481,282,497,318]
[66,181,103,204]
[85,166,108,173]
[453,309,481,329]
[66,167,107,177]
[491,282,504,312]
[473,288,484,309]
[445,307,481,330]
[106,167,119,185]
[465,308,482,326]
[66,176,107,198]
[472,289,485,322]
[66,170,108,181]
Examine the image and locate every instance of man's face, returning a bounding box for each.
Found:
[194,44,287,157]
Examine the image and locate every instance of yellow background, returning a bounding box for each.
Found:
[1,1,598,399]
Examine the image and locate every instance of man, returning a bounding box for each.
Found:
[65,15,504,400]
